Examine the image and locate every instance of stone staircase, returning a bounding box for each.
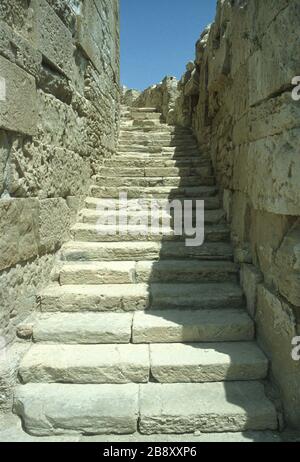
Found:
[13,106,278,437]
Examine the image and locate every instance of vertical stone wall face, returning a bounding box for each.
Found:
[134,0,300,429]
[180,0,300,429]
[0,0,120,379]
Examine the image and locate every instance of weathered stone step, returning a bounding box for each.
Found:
[134,260,237,283]
[103,157,211,168]
[118,136,196,146]
[99,165,213,178]
[61,240,234,262]
[70,223,230,243]
[79,208,226,226]
[39,283,149,313]
[39,282,243,313]
[84,196,221,211]
[139,382,277,434]
[14,383,139,436]
[32,312,133,344]
[19,344,150,384]
[120,126,191,134]
[118,141,198,150]
[150,342,268,383]
[90,185,218,199]
[132,308,253,343]
[59,260,237,285]
[60,261,136,284]
[117,145,199,154]
[150,282,243,310]
[93,175,215,188]
[130,107,157,113]
[18,342,267,385]
[130,112,161,120]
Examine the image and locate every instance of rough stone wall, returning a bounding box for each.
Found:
[121,86,141,106]
[134,0,300,429]
[0,0,120,410]
[133,76,179,124]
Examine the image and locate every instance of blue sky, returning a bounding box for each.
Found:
[120,0,217,91]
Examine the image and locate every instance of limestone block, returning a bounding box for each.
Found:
[139,382,277,434]
[249,0,299,106]
[0,21,42,77]
[275,220,300,307]
[39,284,150,313]
[7,143,91,199]
[233,129,300,216]
[77,1,104,74]
[233,94,300,146]
[38,198,71,253]
[241,264,263,318]
[150,342,268,383]
[0,198,39,271]
[0,254,56,344]
[33,312,133,344]
[36,91,87,154]
[14,383,139,436]
[208,38,231,93]
[30,0,74,79]
[0,55,37,135]
[0,0,33,36]
[256,285,300,429]
[0,343,28,413]
[19,344,150,384]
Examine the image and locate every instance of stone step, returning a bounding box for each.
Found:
[90,185,218,199]
[84,196,221,211]
[118,136,196,145]
[150,282,243,309]
[59,260,237,285]
[150,342,268,383]
[130,112,161,120]
[132,308,253,343]
[118,141,198,150]
[103,157,211,168]
[18,342,268,385]
[39,282,243,313]
[19,344,150,384]
[61,240,234,262]
[32,312,133,344]
[38,283,149,313]
[14,383,139,436]
[134,260,237,283]
[92,175,215,188]
[120,126,191,134]
[130,107,157,113]
[132,120,163,128]
[139,382,278,434]
[99,165,213,177]
[117,145,199,154]
[60,261,136,285]
[70,223,230,243]
[79,208,226,226]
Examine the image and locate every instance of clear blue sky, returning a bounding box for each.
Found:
[120,0,217,91]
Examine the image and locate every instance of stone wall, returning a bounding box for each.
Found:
[133,76,179,124]
[0,0,120,410]
[134,0,300,429]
